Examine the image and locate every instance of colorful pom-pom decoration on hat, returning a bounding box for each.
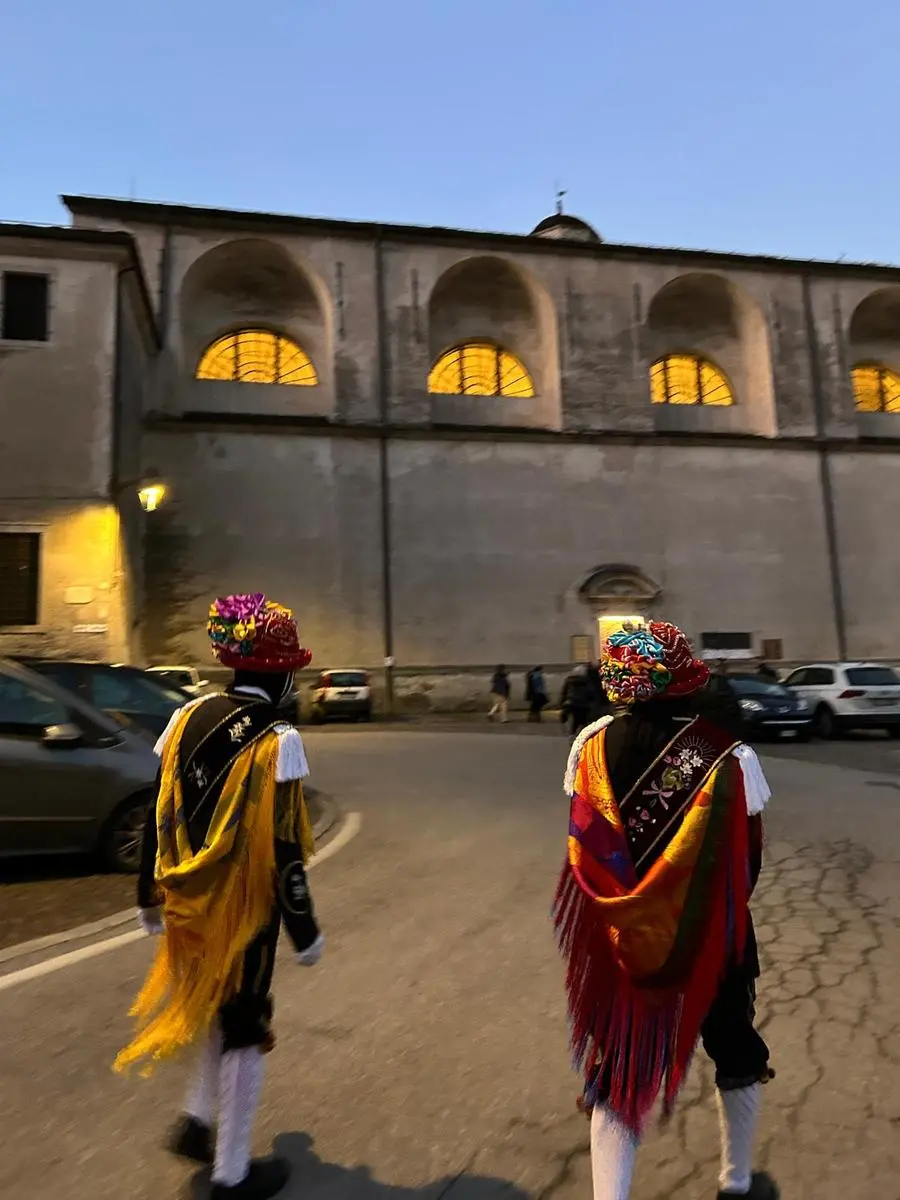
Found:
[600,619,709,704]
[207,593,312,673]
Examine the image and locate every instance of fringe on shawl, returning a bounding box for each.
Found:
[553,756,751,1136]
[114,740,280,1078]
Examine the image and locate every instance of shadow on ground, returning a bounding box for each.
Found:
[186,1132,528,1200]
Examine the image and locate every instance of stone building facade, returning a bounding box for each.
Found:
[3,195,900,709]
[0,224,157,665]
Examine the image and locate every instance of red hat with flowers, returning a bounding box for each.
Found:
[600,620,709,704]
[207,593,312,673]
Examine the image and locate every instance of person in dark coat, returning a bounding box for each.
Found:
[526,666,549,722]
[560,665,591,736]
[488,665,511,723]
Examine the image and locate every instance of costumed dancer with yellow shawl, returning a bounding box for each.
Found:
[117,594,323,1200]
[553,621,778,1200]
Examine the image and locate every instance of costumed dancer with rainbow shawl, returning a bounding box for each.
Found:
[554,621,778,1200]
[116,594,323,1200]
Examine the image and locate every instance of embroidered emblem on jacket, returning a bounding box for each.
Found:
[228,715,252,743]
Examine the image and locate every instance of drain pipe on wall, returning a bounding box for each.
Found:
[374,231,395,713]
[801,274,848,661]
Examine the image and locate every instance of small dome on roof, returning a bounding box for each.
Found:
[531,213,602,243]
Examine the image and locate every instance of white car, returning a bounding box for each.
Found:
[146,665,210,697]
[782,662,900,739]
[309,669,372,723]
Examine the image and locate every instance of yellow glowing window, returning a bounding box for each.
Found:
[196,330,318,386]
[650,354,734,406]
[851,364,900,413]
[428,342,535,398]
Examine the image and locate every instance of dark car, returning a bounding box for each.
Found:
[709,673,813,741]
[0,658,159,871]
[15,659,190,740]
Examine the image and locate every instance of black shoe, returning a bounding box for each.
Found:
[717,1172,779,1200]
[210,1157,291,1200]
[168,1115,214,1164]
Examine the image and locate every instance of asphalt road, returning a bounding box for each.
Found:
[0,731,898,1200]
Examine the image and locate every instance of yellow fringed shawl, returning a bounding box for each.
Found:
[114,704,314,1076]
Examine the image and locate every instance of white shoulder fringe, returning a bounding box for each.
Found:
[274,724,310,783]
[153,696,212,758]
[732,743,771,815]
[563,715,615,797]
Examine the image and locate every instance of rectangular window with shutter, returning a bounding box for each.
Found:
[0,533,40,626]
[1,273,50,342]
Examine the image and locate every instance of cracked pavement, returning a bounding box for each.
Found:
[0,734,897,1200]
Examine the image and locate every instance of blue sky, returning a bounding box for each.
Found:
[3,0,895,263]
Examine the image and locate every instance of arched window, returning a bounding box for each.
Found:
[851,363,900,413]
[649,354,734,407]
[427,342,535,398]
[196,329,318,386]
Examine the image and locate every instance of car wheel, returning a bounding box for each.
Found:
[813,705,835,740]
[99,794,151,873]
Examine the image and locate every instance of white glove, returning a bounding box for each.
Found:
[294,932,325,967]
[137,907,164,936]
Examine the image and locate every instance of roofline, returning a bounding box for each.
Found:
[0,221,160,349]
[61,194,900,280]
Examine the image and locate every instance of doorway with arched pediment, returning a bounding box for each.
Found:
[577,564,662,657]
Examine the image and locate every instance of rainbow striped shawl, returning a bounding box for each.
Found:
[554,717,751,1134]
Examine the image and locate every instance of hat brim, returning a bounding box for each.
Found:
[215,647,313,672]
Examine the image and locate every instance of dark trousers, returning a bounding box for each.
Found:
[699,961,770,1090]
[218,913,280,1053]
[591,957,770,1107]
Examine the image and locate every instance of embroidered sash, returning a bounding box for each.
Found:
[617,717,740,877]
[181,701,280,824]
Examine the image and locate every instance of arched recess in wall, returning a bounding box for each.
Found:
[848,288,900,414]
[178,238,332,410]
[427,256,560,427]
[646,273,775,434]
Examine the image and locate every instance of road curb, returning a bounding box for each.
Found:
[0,786,342,968]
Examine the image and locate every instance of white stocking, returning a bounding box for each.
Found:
[590,1105,639,1200]
[716,1083,762,1194]
[212,1047,265,1187]
[183,1026,221,1126]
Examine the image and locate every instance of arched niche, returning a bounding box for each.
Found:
[177,239,332,412]
[578,564,662,617]
[427,255,560,428]
[646,273,775,435]
[849,289,900,406]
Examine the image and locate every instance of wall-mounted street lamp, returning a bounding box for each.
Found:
[137,478,168,513]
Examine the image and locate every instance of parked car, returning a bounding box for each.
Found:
[782,662,900,738]
[146,664,210,696]
[14,659,190,740]
[0,658,159,871]
[309,669,372,723]
[708,673,813,741]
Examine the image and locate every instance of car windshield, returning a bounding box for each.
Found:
[846,667,900,687]
[730,677,791,698]
[328,672,367,687]
[92,668,187,717]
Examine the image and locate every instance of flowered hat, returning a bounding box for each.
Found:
[600,620,709,704]
[207,593,312,673]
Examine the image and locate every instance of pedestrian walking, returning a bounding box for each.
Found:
[118,593,324,1200]
[560,664,591,736]
[525,665,548,722]
[488,664,511,723]
[585,661,610,722]
[757,662,779,683]
[554,620,778,1200]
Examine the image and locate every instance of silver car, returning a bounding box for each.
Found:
[0,658,160,872]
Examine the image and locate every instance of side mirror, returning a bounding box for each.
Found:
[43,722,84,747]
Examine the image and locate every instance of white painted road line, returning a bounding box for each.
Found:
[0,812,362,994]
